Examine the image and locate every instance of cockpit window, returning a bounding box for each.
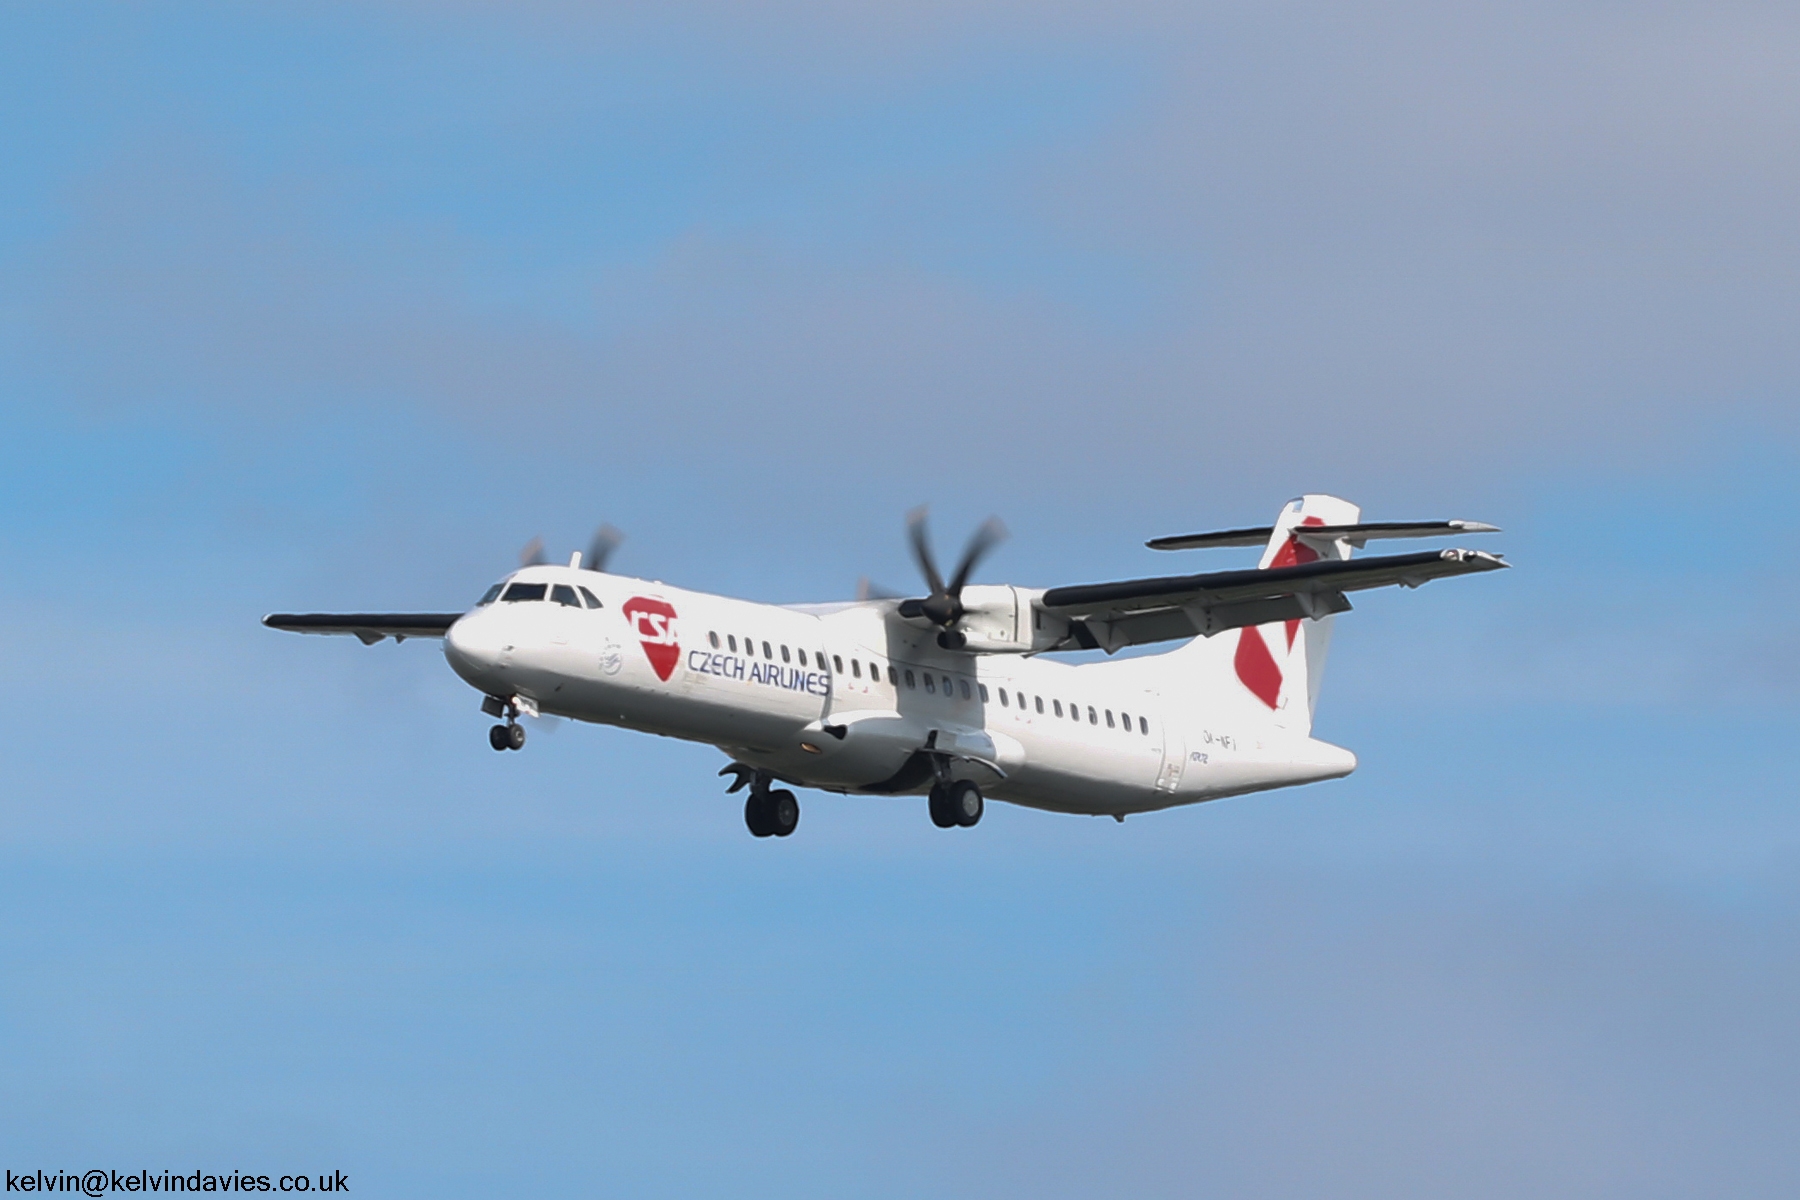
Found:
[477,583,504,606]
[578,586,602,608]
[551,584,580,608]
[501,582,547,603]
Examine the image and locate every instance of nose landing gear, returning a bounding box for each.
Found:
[482,695,527,751]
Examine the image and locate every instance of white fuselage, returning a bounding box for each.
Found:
[441,564,1356,818]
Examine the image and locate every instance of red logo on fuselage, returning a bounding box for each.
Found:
[621,596,680,681]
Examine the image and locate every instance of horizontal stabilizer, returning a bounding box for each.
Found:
[1149,519,1498,551]
[1144,526,1275,551]
[263,613,460,645]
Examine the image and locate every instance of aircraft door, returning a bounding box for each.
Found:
[1154,724,1184,795]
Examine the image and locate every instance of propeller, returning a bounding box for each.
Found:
[898,506,1007,648]
[585,524,626,572]
[517,524,626,571]
[856,576,905,602]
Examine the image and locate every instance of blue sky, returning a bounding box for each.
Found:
[2,3,1797,1196]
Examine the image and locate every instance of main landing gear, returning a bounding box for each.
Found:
[721,764,798,838]
[928,780,983,829]
[745,788,799,839]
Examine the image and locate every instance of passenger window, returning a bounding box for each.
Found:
[959,679,971,699]
[551,584,580,607]
[851,660,862,678]
[1121,711,1130,730]
[781,645,791,663]
[834,655,844,673]
[1105,710,1116,729]
[924,674,936,694]
[1053,700,1063,717]
[904,670,916,689]
[978,684,988,702]
[762,641,772,659]
[477,583,503,606]
[709,631,720,649]
[1088,706,1098,725]
[728,635,738,652]
[1139,716,1149,735]
[1035,696,1044,714]
[501,583,547,603]
[1069,702,1079,720]
[941,675,952,694]
[999,689,1009,707]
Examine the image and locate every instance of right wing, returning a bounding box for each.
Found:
[262,613,463,645]
[1147,519,1500,551]
[1038,548,1507,652]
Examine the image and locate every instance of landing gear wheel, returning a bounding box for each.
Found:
[489,724,510,752]
[745,790,800,838]
[506,723,526,750]
[767,790,799,838]
[928,784,958,828]
[947,780,983,827]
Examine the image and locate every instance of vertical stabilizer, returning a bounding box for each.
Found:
[1233,495,1361,731]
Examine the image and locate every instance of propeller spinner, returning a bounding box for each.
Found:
[897,507,1007,649]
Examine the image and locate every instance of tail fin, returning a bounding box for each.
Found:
[1229,494,1361,732]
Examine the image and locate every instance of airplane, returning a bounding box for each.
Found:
[264,495,1506,837]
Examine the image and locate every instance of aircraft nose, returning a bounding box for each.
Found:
[443,609,505,684]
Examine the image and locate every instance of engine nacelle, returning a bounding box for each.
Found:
[950,585,1066,654]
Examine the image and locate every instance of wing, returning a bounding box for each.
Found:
[1148,519,1499,551]
[262,613,462,645]
[1039,548,1507,652]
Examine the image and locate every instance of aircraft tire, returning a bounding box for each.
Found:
[744,794,774,837]
[488,725,510,752]
[507,723,526,751]
[927,785,957,829]
[768,790,799,838]
[948,780,983,827]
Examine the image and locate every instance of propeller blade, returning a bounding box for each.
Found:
[906,506,946,599]
[857,577,904,602]
[586,523,626,572]
[519,536,547,567]
[946,516,1007,596]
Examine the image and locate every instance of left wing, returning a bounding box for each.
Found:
[262,613,462,645]
[1038,548,1506,652]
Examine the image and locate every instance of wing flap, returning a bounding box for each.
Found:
[262,613,461,644]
